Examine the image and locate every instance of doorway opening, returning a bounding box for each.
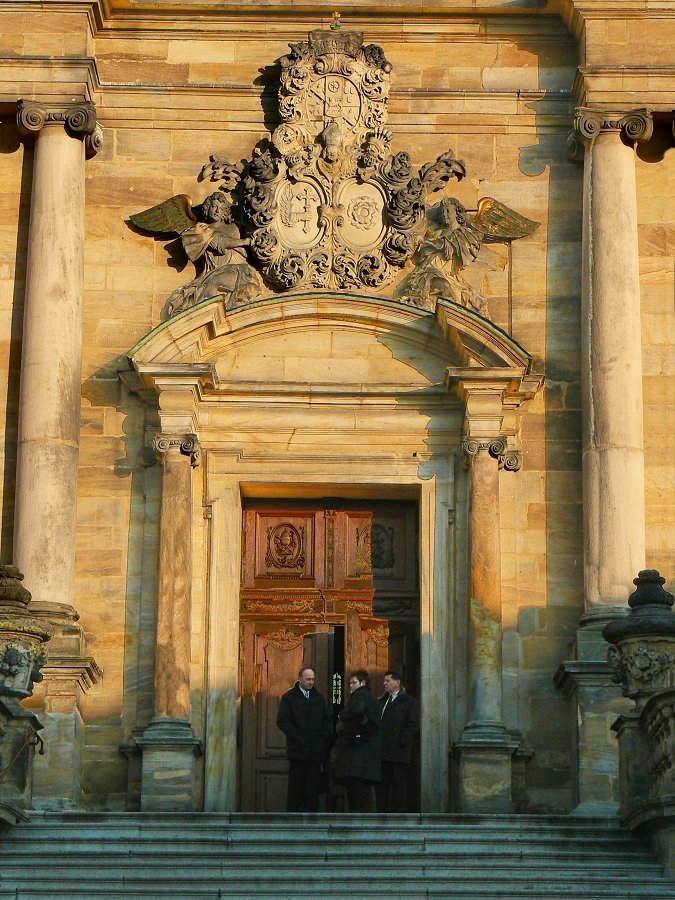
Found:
[237,498,420,812]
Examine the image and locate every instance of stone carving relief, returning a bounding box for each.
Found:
[129,21,538,321]
[265,524,306,570]
[355,526,372,574]
[371,523,395,569]
[608,643,674,698]
[263,627,305,651]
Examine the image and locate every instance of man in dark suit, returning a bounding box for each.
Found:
[277,666,331,812]
[375,669,420,813]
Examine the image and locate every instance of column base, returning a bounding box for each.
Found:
[554,607,631,815]
[453,727,520,813]
[136,717,202,812]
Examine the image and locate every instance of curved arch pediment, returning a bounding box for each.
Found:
[128,291,533,380]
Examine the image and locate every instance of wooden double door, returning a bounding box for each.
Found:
[238,501,417,812]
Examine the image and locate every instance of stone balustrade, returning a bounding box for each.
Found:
[603,570,675,874]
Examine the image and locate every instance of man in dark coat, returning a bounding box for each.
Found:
[375,669,420,812]
[333,669,381,813]
[276,666,331,812]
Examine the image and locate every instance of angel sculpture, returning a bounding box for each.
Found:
[129,191,261,318]
[393,196,539,315]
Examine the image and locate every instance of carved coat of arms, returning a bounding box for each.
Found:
[129,22,538,319]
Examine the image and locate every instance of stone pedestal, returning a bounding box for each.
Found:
[603,570,675,875]
[136,717,201,812]
[27,602,100,810]
[0,566,50,825]
[0,697,43,826]
[555,608,632,815]
[137,434,201,811]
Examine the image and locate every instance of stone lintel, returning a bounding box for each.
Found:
[16,99,102,157]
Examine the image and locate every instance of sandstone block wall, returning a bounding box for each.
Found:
[0,1,672,812]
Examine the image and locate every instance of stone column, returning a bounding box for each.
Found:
[575,107,652,616]
[556,109,653,815]
[13,101,102,810]
[14,100,102,607]
[455,436,521,813]
[136,433,202,812]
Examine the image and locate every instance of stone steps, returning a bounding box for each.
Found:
[0,812,673,899]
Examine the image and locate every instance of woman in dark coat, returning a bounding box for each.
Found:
[333,669,381,813]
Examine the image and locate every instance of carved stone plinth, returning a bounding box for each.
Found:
[453,733,520,813]
[26,602,100,810]
[0,697,43,827]
[555,604,633,815]
[603,570,675,873]
[135,717,202,812]
[0,566,50,824]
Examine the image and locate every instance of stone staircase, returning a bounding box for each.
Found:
[0,813,673,898]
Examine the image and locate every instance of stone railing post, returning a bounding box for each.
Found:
[604,570,675,874]
[555,108,653,815]
[0,566,50,826]
[136,433,202,811]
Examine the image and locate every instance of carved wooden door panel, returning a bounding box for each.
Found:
[238,503,392,812]
[239,621,333,812]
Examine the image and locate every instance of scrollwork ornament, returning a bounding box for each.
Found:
[461,436,519,471]
[500,449,522,472]
[566,129,585,163]
[574,107,653,144]
[153,433,201,467]
[17,101,46,134]
[64,103,97,137]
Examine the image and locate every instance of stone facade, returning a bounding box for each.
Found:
[0,0,672,832]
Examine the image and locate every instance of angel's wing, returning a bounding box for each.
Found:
[471,197,540,243]
[129,194,197,234]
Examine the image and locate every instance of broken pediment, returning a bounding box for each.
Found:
[129,20,538,320]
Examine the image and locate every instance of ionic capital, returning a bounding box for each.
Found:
[573,107,653,145]
[152,433,201,467]
[462,436,521,472]
[17,100,103,157]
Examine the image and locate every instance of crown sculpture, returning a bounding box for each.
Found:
[130,23,538,320]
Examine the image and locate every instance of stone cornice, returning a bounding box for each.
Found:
[17,99,103,157]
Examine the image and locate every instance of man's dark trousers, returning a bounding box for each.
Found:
[287,759,322,812]
[375,761,410,813]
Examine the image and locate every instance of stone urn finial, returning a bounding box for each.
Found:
[0,565,51,698]
[603,569,675,708]
[628,569,674,611]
